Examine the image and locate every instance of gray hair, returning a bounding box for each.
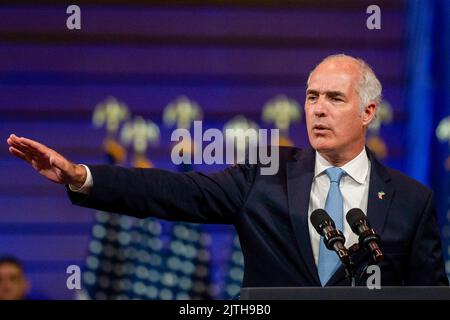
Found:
[307,54,382,113]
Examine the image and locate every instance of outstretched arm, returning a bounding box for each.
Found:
[7,134,87,187]
[7,134,257,224]
[68,163,256,224]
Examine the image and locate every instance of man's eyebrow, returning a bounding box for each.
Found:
[306,89,319,95]
[326,91,346,97]
[305,89,346,97]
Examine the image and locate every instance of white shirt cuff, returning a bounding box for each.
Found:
[68,165,93,194]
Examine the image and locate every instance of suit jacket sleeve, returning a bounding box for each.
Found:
[67,163,257,224]
[405,191,449,285]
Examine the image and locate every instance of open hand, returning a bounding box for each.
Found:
[7,134,87,188]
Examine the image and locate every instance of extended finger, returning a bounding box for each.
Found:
[9,146,32,163]
[8,134,28,148]
[17,137,53,160]
[7,138,40,158]
[17,136,50,154]
[8,138,30,152]
[9,134,34,149]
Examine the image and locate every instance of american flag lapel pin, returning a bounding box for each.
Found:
[378,191,385,200]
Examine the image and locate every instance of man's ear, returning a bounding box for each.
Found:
[362,103,377,126]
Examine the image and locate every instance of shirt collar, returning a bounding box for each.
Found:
[314,148,369,184]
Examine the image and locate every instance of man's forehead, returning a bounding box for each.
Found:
[317,56,361,71]
[309,57,360,84]
[307,71,357,93]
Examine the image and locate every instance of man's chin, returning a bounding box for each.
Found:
[310,140,335,153]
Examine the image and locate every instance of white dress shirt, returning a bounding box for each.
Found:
[71,149,371,267]
[308,148,370,266]
[68,164,93,194]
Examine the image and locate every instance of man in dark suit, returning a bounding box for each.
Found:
[7,54,448,287]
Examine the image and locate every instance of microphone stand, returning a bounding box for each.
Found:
[351,246,383,286]
[323,228,356,287]
[344,259,356,287]
[347,243,363,287]
[357,263,371,286]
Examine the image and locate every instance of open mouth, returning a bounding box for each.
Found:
[313,124,330,133]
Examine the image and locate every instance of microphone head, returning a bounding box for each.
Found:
[310,209,335,235]
[346,208,366,232]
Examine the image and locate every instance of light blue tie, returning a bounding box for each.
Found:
[318,167,345,286]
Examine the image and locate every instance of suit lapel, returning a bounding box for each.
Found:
[327,146,395,286]
[286,147,321,286]
[365,147,395,237]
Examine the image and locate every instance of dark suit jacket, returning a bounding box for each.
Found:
[68,146,449,287]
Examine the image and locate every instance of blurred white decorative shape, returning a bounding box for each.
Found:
[436,116,450,146]
[163,96,203,129]
[369,99,393,133]
[224,115,259,132]
[92,97,130,134]
[262,94,301,133]
[120,116,160,154]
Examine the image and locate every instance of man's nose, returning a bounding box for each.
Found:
[313,96,327,117]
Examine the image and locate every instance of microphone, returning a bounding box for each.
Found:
[346,208,384,263]
[310,209,350,266]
